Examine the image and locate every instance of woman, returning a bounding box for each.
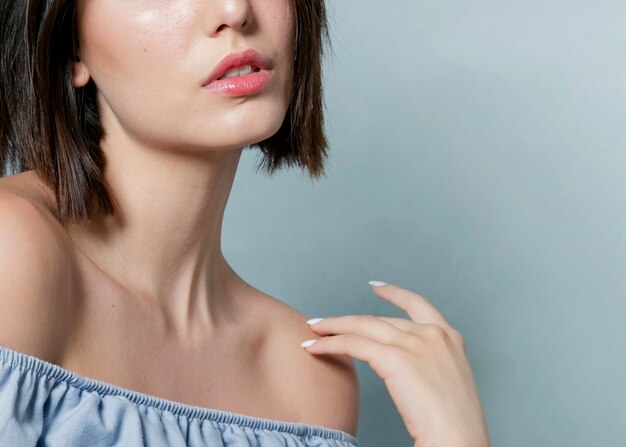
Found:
[0,0,490,446]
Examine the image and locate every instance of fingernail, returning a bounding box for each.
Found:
[301,339,317,348]
[306,318,324,325]
[369,280,387,286]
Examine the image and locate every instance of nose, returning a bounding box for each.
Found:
[204,0,253,36]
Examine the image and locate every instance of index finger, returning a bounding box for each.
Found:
[369,282,451,328]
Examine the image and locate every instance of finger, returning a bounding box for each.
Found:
[375,316,421,335]
[365,316,465,352]
[370,282,451,328]
[309,315,463,353]
[302,334,405,380]
[307,315,418,350]
[377,316,466,352]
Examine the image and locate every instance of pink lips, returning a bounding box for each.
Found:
[202,49,274,96]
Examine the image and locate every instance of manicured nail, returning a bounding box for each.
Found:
[301,339,318,348]
[369,280,387,286]
[306,318,324,325]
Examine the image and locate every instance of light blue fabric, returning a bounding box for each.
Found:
[0,345,358,447]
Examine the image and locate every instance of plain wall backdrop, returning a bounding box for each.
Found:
[224,1,626,446]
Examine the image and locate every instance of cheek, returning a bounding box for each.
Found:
[253,0,295,102]
[264,0,294,51]
[77,2,194,90]
[73,0,296,149]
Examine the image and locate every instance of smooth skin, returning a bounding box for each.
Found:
[2,0,358,437]
[2,0,490,443]
[68,0,294,331]
[303,282,491,447]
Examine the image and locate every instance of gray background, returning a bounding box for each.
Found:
[225,1,626,446]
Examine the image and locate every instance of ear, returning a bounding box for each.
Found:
[71,61,91,88]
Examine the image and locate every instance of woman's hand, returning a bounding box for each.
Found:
[301,281,491,447]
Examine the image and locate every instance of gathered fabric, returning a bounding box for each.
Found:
[0,346,358,447]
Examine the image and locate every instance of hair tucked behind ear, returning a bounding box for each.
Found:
[0,0,333,224]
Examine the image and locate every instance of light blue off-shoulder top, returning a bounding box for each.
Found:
[0,345,358,446]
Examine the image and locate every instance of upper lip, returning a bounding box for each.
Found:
[203,49,272,85]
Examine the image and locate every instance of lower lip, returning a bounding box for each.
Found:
[203,69,274,96]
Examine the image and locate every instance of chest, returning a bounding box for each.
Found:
[59,287,296,421]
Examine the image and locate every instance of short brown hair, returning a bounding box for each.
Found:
[0,0,332,224]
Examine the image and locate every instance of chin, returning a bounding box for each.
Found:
[203,110,287,149]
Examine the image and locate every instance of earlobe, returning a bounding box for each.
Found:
[70,61,90,88]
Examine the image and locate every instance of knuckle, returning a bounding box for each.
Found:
[386,345,411,366]
[404,333,425,352]
[406,300,422,315]
[449,327,465,347]
[421,323,448,340]
[343,333,363,349]
[359,314,378,324]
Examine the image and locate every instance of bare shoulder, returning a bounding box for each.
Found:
[0,170,59,217]
[257,294,360,437]
[0,172,75,364]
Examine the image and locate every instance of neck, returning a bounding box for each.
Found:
[65,128,246,338]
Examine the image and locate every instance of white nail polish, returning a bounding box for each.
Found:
[306,318,324,325]
[369,280,387,286]
[301,339,317,348]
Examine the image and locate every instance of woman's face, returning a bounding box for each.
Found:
[73,0,294,152]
